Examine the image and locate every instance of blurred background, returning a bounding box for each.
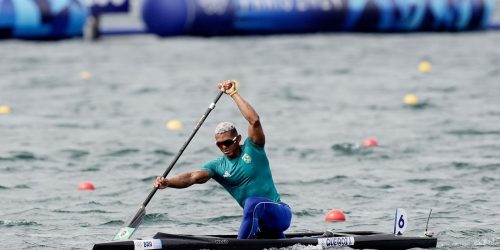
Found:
[1,0,500,249]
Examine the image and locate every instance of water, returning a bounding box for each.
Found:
[1,31,500,249]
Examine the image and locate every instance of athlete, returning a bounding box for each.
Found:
[154,80,291,239]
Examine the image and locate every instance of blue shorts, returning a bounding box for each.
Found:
[237,197,292,239]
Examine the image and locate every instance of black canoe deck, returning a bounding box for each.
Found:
[93,230,437,250]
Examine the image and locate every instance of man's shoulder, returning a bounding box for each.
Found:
[211,156,231,167]
[205,157,224,166]
[243,137,264,147]
[201,158,226,178]
[202,158,221,170]
[243,138,265,153]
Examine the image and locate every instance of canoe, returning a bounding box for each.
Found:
[92,230,437,250]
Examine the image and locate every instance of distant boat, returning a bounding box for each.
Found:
[0,0,88,40]
[0,0,130,40]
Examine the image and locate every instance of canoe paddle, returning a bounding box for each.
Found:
[113,91,224,241]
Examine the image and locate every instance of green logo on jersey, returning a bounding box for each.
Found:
[242,153,251,164]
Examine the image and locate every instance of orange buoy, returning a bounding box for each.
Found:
[78,181,95,190]
[325,209,346,222]
[362,137,378,147]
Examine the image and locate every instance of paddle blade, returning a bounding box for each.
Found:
[113,206,146,241]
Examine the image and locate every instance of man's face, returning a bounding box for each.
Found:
[215,132,240,158]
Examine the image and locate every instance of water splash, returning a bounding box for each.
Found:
[0,151,45,161]
[53,209,111,214]
[447,129,500,136]
[102,148,140,157]
[0,220,41,227]
[207,215,240,223]
[101,220,123,226]
[330,143,377,156]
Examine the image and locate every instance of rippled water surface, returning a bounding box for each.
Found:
[1,31,500,249]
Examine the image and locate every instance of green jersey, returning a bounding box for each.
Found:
[201,138,281,208]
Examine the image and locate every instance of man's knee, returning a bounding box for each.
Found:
[259,203,291,231]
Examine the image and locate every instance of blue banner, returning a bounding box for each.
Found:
[142,0,494,37]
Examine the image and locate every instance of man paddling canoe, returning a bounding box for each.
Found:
[154,80,291,239]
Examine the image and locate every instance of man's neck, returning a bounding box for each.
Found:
[227,146,242,159]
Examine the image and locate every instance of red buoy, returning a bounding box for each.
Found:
[325,209,346,222]
[362,137,378,147]
[78,181,95,190]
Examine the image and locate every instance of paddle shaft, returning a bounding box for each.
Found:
[142,91,224,208]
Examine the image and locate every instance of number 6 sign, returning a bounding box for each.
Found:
[394,208,408,235]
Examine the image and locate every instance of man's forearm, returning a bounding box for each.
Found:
[167,172,196,188]
[231,93,260,125]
